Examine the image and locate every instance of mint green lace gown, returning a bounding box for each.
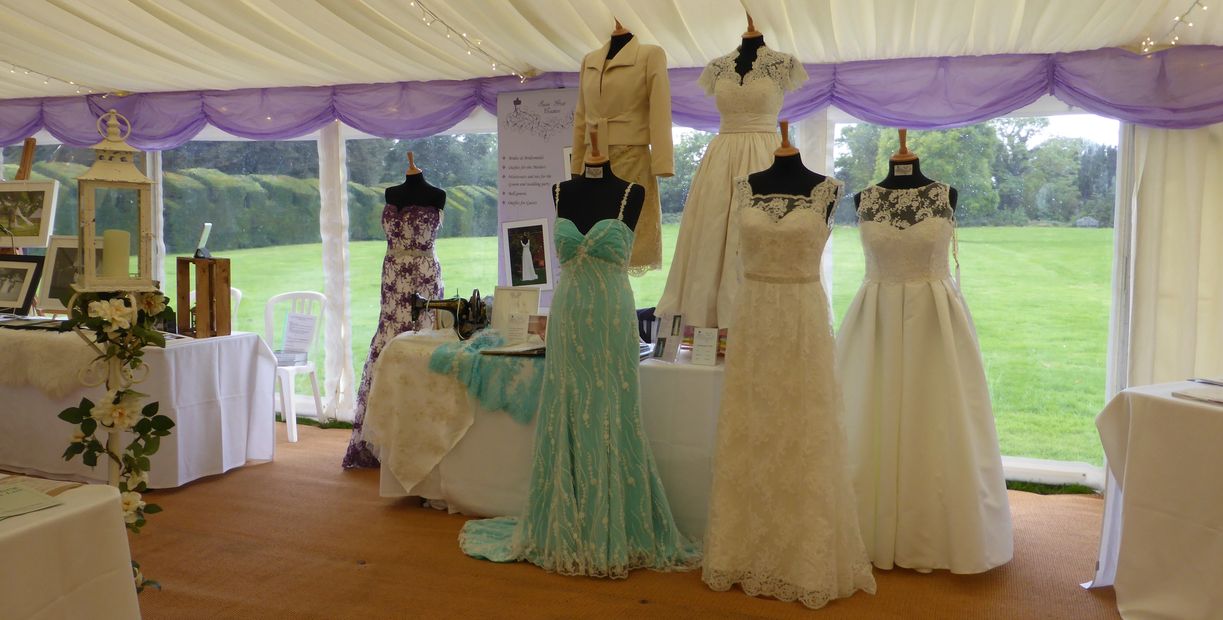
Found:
[458,184,700,578]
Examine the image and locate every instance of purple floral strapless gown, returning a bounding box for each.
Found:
[343,204,443,468]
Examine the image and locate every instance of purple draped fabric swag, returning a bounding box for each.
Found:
[4,46,1223,148]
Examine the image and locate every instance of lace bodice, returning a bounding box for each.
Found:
[734,176,842,284]
[856,183,953,229]
[384,204,441,252]
[857,184,958,283]
[699,47,807,133]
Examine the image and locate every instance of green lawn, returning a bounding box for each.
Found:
[169,224,1110,465]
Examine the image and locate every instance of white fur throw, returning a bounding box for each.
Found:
[0,329,98,398]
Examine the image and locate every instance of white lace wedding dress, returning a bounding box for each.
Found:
[655,46,807,328]
[703,177,876,609]
[836,183,1013,574]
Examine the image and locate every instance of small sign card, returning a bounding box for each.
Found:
[651,314,683,363]
[691,326,719,366]
[505,312,530,344]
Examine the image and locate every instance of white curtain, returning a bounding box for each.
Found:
[1124,123,1223,385]
[318,121,355,421]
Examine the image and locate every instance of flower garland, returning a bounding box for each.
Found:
[58,289,175,593]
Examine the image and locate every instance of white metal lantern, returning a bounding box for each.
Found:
[74,109,156,292]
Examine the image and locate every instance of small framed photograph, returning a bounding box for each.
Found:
[38,235,103,314]
[0,180,59,248]
[502,218,553,289]
[0,255,45,315]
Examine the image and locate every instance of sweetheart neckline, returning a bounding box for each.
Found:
[556,217,633,240]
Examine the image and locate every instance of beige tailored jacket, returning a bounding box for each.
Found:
[571,36,674,177]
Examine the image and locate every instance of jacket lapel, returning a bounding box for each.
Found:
[605,36,640,70]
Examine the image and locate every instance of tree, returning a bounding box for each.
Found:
[989,118,1048,224]
[1025,137,1087,222]
[658,130,715,215]
[874,125,1001,225]
[833,124,883,224]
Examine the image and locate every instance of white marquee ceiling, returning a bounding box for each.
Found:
[0,0,1220,100]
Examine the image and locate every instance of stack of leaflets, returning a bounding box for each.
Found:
[275,350,309,366]
[1172,380,1223,406]
[0,475,75,521]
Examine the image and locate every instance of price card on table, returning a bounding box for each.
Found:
[691,327,719,366]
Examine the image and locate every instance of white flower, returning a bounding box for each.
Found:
[120,491,145,523]
[138,293,166,316]
[88,299,116,322]
[133,566,144,587]
[104,298,137,332]
[126,469,148,489]
[91,390,142,430]
[70,430,86,443]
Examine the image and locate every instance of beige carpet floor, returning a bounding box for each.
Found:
[129,424,1119,619]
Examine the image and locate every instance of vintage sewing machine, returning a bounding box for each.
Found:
[408,289,489,340]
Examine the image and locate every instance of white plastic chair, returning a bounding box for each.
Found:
[264,291,326,442]
[189,287,243,321]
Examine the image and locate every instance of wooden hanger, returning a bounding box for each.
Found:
[406,151,421,175]
[743,12,763,38]
[774,120,798,156]
[890,129,918,162]
[585,128,609,165]
[612,18,630,35]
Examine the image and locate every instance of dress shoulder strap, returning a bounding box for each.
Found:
[617,182,636,221]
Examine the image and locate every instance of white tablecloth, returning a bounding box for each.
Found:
[369,332,723,538]
[1091,381,1223,618]
[0,484,140,619]
[0,332,276,488]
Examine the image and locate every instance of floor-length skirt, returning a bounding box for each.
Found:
[836,277,1013,573]
[655,131,780,327]
[704,275,876,608]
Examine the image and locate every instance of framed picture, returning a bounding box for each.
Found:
[38,235,103,314]
[0,180,59,248]
[502,218,553,290]
[0,255,45,315]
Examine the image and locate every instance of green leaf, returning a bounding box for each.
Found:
[143,503,163,514]
[58,407,83,423]
[78,397,94,410]
[133,418,153,434]
[151,415,174,431]
[80,418,97,436]
[137,456,151,471]
[143,436,161,456]
[82,451,98,467]
[127,441,143,458]
[142,402,160,417]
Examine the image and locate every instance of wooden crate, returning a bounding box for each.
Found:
[176,257,231,337]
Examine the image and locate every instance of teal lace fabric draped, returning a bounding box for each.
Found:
[459,196,699,578]
[427,329,543,425]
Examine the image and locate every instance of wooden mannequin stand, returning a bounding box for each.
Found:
[176,256,231,337]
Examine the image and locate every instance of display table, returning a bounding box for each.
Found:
[365,330,723,537]
[0,331,276,488]
[0,484,140,619]
[1091,381,1223,618]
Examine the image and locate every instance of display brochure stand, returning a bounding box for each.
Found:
[176,256,231,337]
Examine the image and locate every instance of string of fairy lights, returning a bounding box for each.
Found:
[1140,0,1209,53]
[408,0,533,82]
[2,60,116,96]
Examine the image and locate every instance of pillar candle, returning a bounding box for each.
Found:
[101,229,130,278]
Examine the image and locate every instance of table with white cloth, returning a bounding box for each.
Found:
[0,331,276,488]
[1090,381,1223,618]
[364,330,723,538]
[0,484,140,619]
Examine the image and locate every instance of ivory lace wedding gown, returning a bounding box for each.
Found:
[703,177,876,609]
[836,183,1013,574]
[656,46,807,328]
[459,184,699,577]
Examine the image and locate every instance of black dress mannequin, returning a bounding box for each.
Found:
[607,32,633,60]
[552,161,645,233]
[735,35,766,79]
[386,154,446,210]
[855,131,958,215]
[747,153,835,221]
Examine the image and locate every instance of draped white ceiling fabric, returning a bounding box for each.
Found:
[0,0,1221,100]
